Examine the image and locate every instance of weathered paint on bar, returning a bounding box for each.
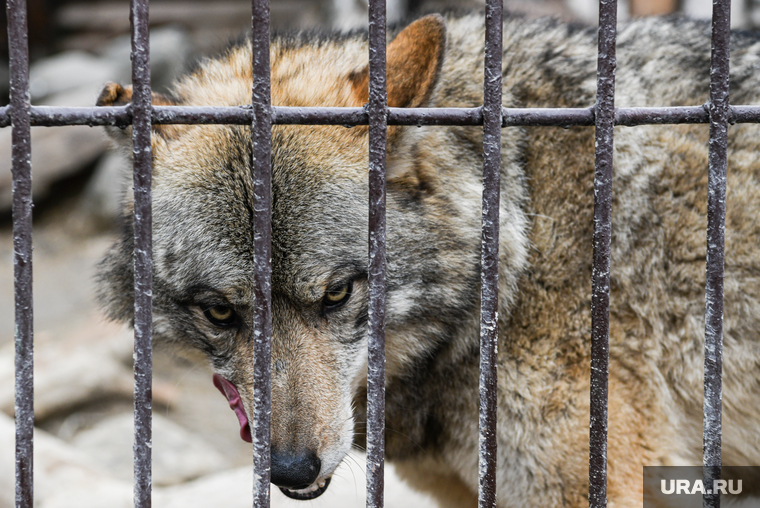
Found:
[478,0,503,507]
[366,0,388,507]
[589,0,618,506]
[8,0,34,505]
[251,0,274,507]
[5,105,760,128]
[703,0,731,507]
[130,0,154,506]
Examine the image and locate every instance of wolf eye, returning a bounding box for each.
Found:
[323,281,352,310]
[204,305,236,326]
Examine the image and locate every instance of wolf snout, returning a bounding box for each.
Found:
[270,449,321,489]
[272,450,332,500]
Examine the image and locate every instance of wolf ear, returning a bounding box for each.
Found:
[350,14,446,109]
[96,82,183,145]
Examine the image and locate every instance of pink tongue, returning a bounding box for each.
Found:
[213,374,253,443]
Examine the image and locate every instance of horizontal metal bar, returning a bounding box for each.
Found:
[732,106,760,123]
[614,106,708,125]
[2,104,760,128]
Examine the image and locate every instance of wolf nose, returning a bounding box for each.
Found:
[270,450,321,489]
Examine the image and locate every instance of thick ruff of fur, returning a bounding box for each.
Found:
[97,13,760,508]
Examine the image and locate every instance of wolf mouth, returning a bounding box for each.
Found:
[213,374,333,500]
[278,477,332,500]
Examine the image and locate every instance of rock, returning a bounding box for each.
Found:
[100,26,193,91]
[0,126,109,212]
[72,412,227,486]
[28,26,191,103]
[0,412,134,508]
[0,322,176,421]
[0,87,111,212]
[0,337,132,421]
[155,467,253,508]
[0,26,193,215]
[29,51,120,101]
[78,151,129,227]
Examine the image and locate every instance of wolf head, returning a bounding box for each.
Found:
[97,14,527,499]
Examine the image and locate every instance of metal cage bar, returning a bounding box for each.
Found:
[129,0,154,506]
[703,0,731,507]
[250,0,274,507]
[6,0,749,506]
[478,0,503,506]
[8,0,33,506]
[6,104,760,128]
[366,0,388,506]
[589,0,617,506]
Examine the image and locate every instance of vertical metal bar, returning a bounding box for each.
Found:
[7,0,33,506]
[703,0,730,507]
[251,0,273,506]
[366,0,387,506]
[130,0,153,506]
[478,0,502,507]
[589,0,617,507]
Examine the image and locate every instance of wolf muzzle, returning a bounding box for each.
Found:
[212,374,333,500]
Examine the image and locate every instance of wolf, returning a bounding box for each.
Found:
[95,11,760,508]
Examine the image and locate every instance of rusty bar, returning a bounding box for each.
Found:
[130,0,153,506]
[5,105,760,128]
[478,0,502,507]
[7,0,34,505]
[703,0,730,507]
[589,0,617,507]
[366,0,387,507]
[251,0,273,506]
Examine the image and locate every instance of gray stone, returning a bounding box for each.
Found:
[101,26,193,90]
[0,413,134,508]
[79,151,130,227]
[0,87,111,212]
[0,322,174,421]
[155,467,253,508]
[72,412,227,486]
[29,51,120,101]
[0,26,193,215]
[0,329,135,420]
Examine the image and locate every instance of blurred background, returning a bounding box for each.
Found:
[0,0,757,507]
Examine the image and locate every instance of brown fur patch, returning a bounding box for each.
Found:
[349,14,447,109]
